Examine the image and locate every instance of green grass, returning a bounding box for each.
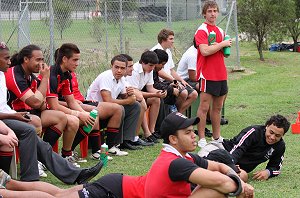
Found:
[37,42,300,197]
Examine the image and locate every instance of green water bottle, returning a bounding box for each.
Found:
[208,31,216,45]
[223,35,231,57]
[83,109,98,133]
[100,143,108,167]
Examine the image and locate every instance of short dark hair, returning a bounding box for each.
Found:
[139,50,159,65]
[120,54,133,62]
[11,44,41,65]
[56,43,80,65]
[153,49,168,64]
[111,54,128,67]
[157,29,174,44]
[265,115,290,134]
[202,0,219,16]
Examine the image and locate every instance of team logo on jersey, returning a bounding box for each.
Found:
[265,147,274,159]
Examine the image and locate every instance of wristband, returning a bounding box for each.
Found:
[227,174,242,197]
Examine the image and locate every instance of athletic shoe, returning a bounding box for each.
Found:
[65,156,81,168]
[198,138,207,148]
[212,136,224,143]
[119,141,142,150]
[75,161,103,184]
[38,161,47,178]
[220,117,229,125]
[144,134,159,143]
[108,146,128,156]
[90,150,113,161]
[0,169,11,189]
[130,138,154,146]
[73,151,88,163]
[152,131,161,139]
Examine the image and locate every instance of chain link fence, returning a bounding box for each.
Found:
[0,0,239,94]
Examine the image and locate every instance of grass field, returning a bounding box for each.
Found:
[35,42,300,198]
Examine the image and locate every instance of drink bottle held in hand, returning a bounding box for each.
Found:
[100,143,108,166]
[223,35,231,57]
[208,31,216,45]
[83,109,98,133]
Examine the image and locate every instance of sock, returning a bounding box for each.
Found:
[71,127,88,151]
[89,130,101,153]
[0,151,13,174]
[105,127,119,149]
[43,126,62,147]
[61,148,72,158]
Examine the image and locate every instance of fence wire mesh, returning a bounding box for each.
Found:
[0,0,240,94]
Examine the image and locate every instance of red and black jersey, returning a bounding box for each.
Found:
[46,64,73,98]
[5,65,40,111]
[144,150,208,198]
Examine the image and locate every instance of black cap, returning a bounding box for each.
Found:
[160,112,200,141]
[204,149,240,173]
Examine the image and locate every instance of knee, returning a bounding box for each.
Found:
[179,90,188,99]
[239,169,248,182]
[67,115,80,130]
[189,91,198,101]
[29,115,42,129]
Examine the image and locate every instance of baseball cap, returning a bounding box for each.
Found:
[204,149,240,173]
[160,112,200,141]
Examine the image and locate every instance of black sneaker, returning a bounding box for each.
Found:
[75,161,103,184]
[145,135,159,143]
[152,131,161,139]
[119,141,142,150]
[130,139,154,146]
[220,117,229,125]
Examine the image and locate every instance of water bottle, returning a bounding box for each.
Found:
[208,31,216,45]
[83,109,98,133]
[223,35,231,57]
[100,143,108,166]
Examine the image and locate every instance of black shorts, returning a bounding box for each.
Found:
[184,78,199,92]
[83,100,99,107]
[199,78,228,96]
[78,173,123,198]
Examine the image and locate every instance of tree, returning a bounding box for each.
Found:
[237,0,285,60]
[53,0,73,39]
[285,0,300,52]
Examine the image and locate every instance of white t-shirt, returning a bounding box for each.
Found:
[125,62,154,90]
[0,71,15,113]
[177,46,197,80]
[86,70,126,102]
[151,43,175,81]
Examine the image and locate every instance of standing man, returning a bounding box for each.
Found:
[194,0,232,147]
[87,54,141,151]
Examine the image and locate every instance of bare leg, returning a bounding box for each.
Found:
[136,98,146,136]
[63,115,80,150]
[143,97,160,136]
[27,114,42,136]
[0,189,55,198]
[211,95,226,140]
[197,92,213,139]
[190,186,226,198]
[177,90,198,113]
[5,179,62,196]
[176,89,188,112]
[97,102,123,128]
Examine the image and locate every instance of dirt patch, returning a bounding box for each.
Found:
[228,67,256,80]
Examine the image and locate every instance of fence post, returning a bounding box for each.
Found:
[119,0,123,53]
[233,0,241,69]
[49,0,54,65]
[105,1,108,61]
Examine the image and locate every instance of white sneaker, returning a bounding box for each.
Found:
[73,151,87,163]
[198,138,207,148]
[38,161,47,178]
[212,136,224,143]
[90,150,114,161]
[65,156,81,168]
[108,146,128,156]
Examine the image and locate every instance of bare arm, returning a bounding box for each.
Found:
[188,70,197,82]
[199,39,232,57]
[101,90,136,105]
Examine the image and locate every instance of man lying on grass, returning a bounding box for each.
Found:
[199,114,290,182]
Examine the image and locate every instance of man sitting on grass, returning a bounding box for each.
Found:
[199,114,290,182]
[0,112,254,198]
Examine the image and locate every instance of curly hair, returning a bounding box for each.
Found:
[265,115,290,134]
